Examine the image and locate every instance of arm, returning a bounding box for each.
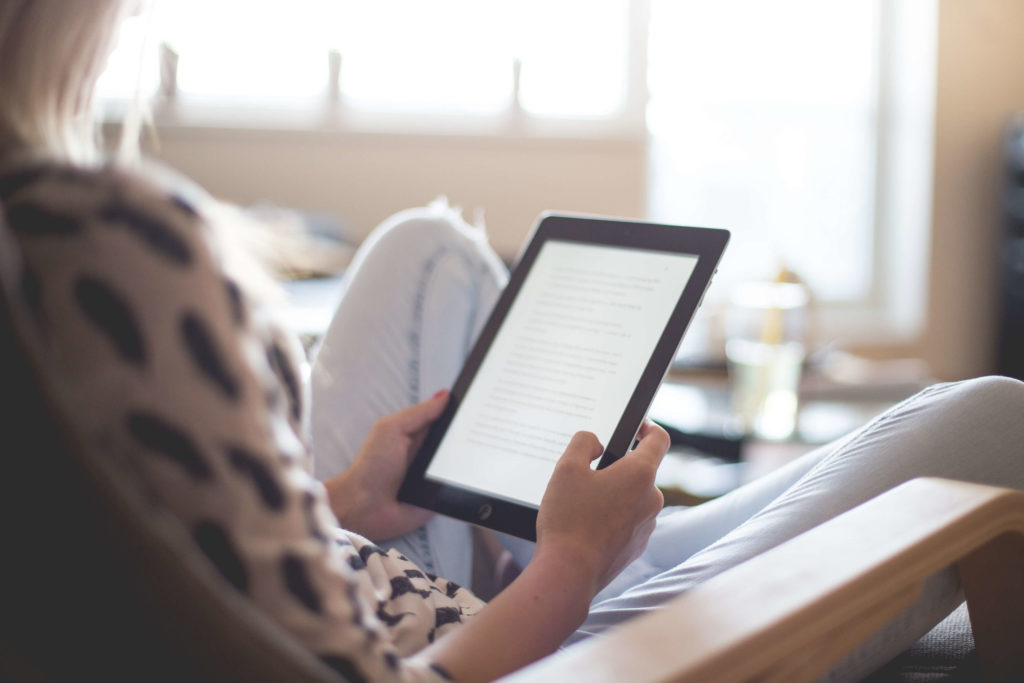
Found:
[325,407,669,681]
[421,423,669,683]
[420,544,594,681]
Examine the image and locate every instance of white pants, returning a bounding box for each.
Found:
[311,205,1024,681]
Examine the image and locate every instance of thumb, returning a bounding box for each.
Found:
[559,431,604,468]
[391,389,450,433]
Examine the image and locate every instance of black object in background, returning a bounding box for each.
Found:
[997,114,1024,381]
[652,419,745,463]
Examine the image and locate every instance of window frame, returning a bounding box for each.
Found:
[99,0,935,350]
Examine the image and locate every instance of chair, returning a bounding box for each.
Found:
[503,476,1024,682]
[2,283,1023,682]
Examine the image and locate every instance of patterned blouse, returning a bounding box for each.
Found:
[0,156,485,682]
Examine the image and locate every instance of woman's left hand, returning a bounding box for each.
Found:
[325,390,449,540]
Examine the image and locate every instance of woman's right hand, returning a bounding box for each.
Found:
[535,420,670,598]
[425,421,669,682]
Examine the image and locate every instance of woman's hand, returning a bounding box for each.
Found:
[424,420,670,683]
[325,390,449,540]
[535,420,670,598]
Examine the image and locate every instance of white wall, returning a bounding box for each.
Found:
[146,127,646,260]
[923,0,1024,379]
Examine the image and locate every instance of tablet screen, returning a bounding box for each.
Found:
[424,240,699,507]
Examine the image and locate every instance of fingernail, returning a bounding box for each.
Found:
[433,389,448,399]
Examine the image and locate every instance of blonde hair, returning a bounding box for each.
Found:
[0,0,287,300]
[0,0,137,164]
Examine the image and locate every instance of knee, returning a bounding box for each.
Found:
[948,375,1024,411]
[882,375,1024,435]
[367,199,488,264]
[918,375,1024,438]
[352,200,507,307]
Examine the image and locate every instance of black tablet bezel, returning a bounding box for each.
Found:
[398,213,729,541]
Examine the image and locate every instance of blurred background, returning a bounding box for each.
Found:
[98,0,1024,496]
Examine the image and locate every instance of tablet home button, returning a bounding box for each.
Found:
[478,504,493,521]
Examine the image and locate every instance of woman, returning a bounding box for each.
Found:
[2,2,1023,681]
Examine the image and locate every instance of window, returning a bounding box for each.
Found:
[645,0,935,348]
[100,0,638,124]
[98,0,936,348]
[648,0,879,303]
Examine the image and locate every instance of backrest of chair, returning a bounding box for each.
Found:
[0,274,341,681]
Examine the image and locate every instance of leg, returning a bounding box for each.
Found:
[311,199,507,588]
[574,376,1024,680]
[593,437,835,603]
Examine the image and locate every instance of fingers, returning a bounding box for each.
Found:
[599,421,668,493]
[559,431,604,467]
[630,420,670,469]
[560,423,667,473]
[635,419,656,440]
[387,389,450,433]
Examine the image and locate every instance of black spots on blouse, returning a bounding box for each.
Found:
[430,662,455,681]
[0,166,50,201]
[6,203,84,236]
[74,276,146,365]
[389,576,432,601]
[126,411,213,481]
[226,445,284,511]
[347,554,367,572]
[282,553,323,615]
[444,580,461,599]
[426,607,464,644]
[169,194,199,220]
[404,569,425,579]
[99,201,192,266]
[358,543,388,566]
[375,601,410,628]
[435,607,463,631]
[223,277,245,327]
[266,342,301,423]
[181,311,240,401]
[193,520,248,594]
[320,655,369,683]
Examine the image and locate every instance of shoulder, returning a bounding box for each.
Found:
[0,155,312,438]
[0,157,252,422]
[0,156,236,329]
[0,158,463,680]
[1,157,205,255]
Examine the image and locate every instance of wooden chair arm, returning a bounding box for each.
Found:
[501,477,1024,683]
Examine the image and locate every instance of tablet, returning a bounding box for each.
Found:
[398,213,729,540]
